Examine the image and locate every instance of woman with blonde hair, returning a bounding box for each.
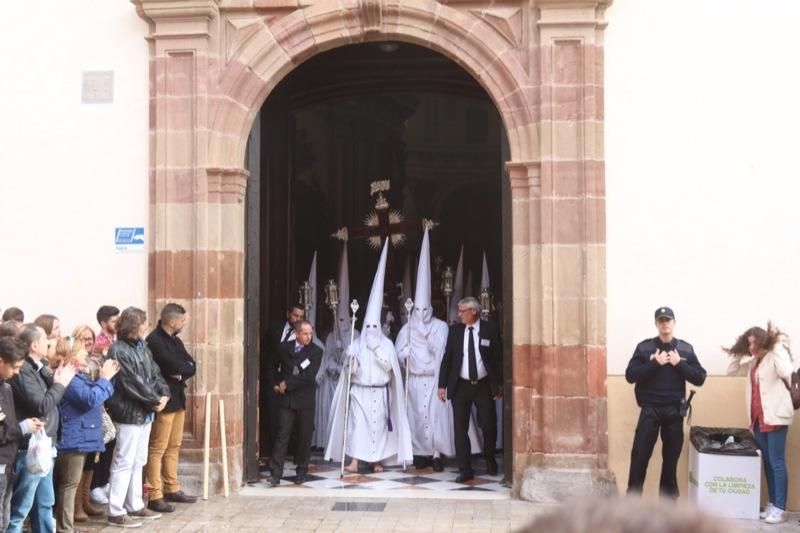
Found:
[69,325,112,521]
[52,337,119,533]
[726,323,794,524]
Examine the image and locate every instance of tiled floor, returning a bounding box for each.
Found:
[244,453,510,500]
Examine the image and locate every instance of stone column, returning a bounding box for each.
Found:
[134,0,246,493]
[511,0,612,501]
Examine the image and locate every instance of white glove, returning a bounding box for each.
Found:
[346,344,358,358]
[336,340,343,349]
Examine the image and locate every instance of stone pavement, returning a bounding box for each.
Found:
[68,495,800,532]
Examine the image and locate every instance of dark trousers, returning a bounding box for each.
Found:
[91,439,116,488]
[269,406,314,479]
[627,404,683,498]
[452,378,497,474]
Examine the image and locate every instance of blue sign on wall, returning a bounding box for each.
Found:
[115,227,145,251]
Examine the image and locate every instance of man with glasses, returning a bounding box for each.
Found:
[625,306,706,498]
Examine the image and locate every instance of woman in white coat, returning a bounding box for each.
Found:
[726,323,794,524]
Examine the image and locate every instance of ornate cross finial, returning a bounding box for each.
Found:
[331,227,349,241]
[370,180,391,210]
[421,219,439,231]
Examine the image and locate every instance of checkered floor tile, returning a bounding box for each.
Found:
[252,452,510,495]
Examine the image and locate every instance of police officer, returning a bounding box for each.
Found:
[625,307,706,497]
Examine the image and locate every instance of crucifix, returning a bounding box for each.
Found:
[332,180,433,338]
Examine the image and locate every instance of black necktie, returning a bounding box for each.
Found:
[282,326,292,343]
[468,326,478,381]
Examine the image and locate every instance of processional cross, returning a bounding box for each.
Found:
[332,180,435,337]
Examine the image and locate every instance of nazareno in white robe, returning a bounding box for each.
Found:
[311,328,359,448]
[324,334,413,465]
[396,319,483,456]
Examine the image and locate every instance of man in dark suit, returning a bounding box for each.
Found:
[260,304,306,458]
[268,320,322,486]
[437,296,503,482]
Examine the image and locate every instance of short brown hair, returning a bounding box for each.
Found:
[34,314,58,337]
[117,307,147,341]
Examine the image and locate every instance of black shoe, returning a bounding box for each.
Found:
[294,474,307,485]
[147,498,175,513]
[412,456,432,469]
[455,472,474,483]
[486,459,499,476]
[163,490,197,504]
[268,476,281,487]
[432,458,444,472]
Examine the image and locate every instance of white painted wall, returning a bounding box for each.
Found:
[0,2,149,332]
[605,0,800,374]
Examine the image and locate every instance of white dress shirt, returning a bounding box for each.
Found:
[281,322,296,343]
[459,321,488,380]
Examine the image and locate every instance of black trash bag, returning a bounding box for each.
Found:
[690,427,759,456]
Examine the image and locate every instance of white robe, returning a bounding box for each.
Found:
[325,334,412,465]
[396,320,483,456]
[312,328,359,448]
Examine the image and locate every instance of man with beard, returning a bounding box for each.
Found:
[395,226,450,471]
[145,304,197,512]
[325,239,412,473]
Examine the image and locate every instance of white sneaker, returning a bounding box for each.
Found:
[91,485,110,505]
[765,507,787,524]
[760,502,775,519]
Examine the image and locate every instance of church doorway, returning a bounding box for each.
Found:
[242,42,512,491]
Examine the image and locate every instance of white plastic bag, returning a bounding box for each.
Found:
[26,429,53,476]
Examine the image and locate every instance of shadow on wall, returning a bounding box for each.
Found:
[607,376,800,511]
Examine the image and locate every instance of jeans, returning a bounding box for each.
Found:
[7,451,55,533]
[0,467,13,531]
[753,423,788,510]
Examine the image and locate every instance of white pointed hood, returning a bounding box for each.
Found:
[481,251,490,289]
[307,251,318,326]
[448,245,464,324]
[364,238,389,330]
[401,255,413,324]
[335,243,352,328]
[413,227,433,324]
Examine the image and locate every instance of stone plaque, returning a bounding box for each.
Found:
[81,71,114,104]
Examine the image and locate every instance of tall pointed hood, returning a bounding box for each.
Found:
[307,252,318,326]
[448,245,464,324]
[401,255,413,324]
[413,226,432,321]
[335,243,351,327]
[364,238,389,329]
[481,251,490,289]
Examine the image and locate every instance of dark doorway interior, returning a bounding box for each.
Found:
[243,42,511,483]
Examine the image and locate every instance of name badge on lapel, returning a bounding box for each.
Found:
[480,339,491,347]
[300,359,311,370]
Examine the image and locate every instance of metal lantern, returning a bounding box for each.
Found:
[299,281,312,314]
[441,265,454,298]
[480,286,492,320]
[324,279,339,310]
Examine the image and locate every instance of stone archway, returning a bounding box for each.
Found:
[133,0,612,499]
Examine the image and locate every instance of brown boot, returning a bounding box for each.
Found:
[81,471,105,516]
[74,472,89,523]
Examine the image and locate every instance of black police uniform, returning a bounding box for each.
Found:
[625,334,706,497]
